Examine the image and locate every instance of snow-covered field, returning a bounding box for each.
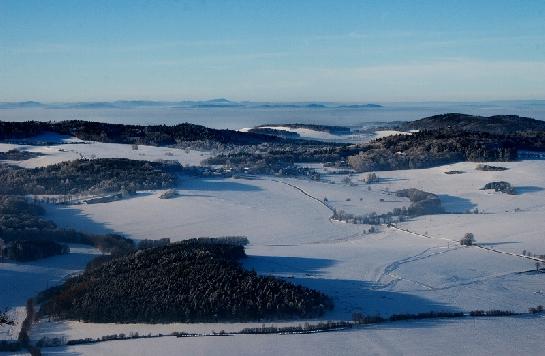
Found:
[257,126,359,141]
[41,315,545,356]
[2,138,545,354]
[0,135,209,168]
[372,129,413,140]
[44,174,414,245]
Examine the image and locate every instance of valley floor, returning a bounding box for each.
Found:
[2,139,545,355]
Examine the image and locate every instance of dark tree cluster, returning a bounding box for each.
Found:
[398,113,545,135]
[331,209,406,226]
[469,309,514,317]
[347,113,545,173]
[347,130,522,172]
[475,164,509,171]
[38,240,333,323]
[481,181,516,194]
[0,158,178,195]
[204,142,356,175]
[2,240,69,262]
[0,149,43,161]
[0,195,55,231]
[395,188,444,215]
[210,122,545,174]
[0,195,134,261]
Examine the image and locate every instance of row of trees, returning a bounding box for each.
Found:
[329,188,444,226]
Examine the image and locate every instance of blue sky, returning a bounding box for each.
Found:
[1,0,544,102]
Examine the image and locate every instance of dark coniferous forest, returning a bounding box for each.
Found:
[39,240,333,323]
[0,158,178,195]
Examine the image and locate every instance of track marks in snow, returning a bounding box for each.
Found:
[376,247,459,291]
[390,225,545,264]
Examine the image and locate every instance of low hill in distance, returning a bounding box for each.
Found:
[0,120,283,146]
[398,113,545,134]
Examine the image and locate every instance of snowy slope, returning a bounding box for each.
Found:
[0,138,210,168]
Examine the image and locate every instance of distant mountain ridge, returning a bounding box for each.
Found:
[0,99,383,110]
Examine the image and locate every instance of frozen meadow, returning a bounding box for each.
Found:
[1,139,545,355]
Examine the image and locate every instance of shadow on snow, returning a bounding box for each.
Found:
[244,255,461,320]
[181,178,263,192]
[516,186,544,194]
[438,194,476,213]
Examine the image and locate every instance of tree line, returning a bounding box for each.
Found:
[0,158,178,196]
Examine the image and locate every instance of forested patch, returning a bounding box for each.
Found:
[347,129,545,172]
[481,181,516,194]
[207,121,545,174]
[476,164,508,171]
[0,149,43,161]
[395,188,444,215]
[0,195,134,261]
[0,158,178,195]
[398,113,545,134]
[2,240,69,262]
[38,239,333,323]
[204,143,356,175]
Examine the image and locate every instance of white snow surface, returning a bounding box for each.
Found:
[2,138,545,354]
[41,316,545,356]
[372,130,413,140]
[259,126,352,141]
[0,137,209,168]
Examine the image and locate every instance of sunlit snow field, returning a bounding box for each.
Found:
[1,137,545,355]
